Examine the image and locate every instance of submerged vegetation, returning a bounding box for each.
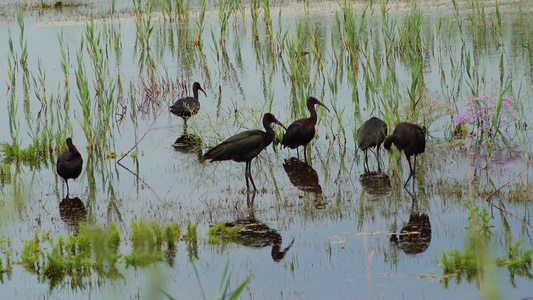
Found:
[0,0,532,298]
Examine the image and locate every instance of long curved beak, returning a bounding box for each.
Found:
[318,100,330,113]
[199,87,207,97]
[274,120,287,131]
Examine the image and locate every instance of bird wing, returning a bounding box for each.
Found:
[281,120,304,145]
[170,97,199,114]
[205,130,265,161]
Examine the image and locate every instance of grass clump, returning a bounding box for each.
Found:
[440,245,479,284]
[21,224,122,290]
[124,219,180,267]
[207,222,242,244]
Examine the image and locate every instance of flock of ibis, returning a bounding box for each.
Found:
[56,81,426,196]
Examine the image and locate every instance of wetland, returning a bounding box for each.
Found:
[0,0,533,299]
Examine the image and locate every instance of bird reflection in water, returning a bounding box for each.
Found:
[390,212,432,255]
[214,193,295,262]
[282,157,322,194]
[224,218,295,262]
[59,197,87,234]
[172,134,204,159]
[359,172,391,196]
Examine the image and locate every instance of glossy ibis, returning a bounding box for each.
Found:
[204,113,286,191]
[281,97,330,162]
[357,117,387,172]
[169,82,207,128]
[383,122,425,187]
[56,138,83,197]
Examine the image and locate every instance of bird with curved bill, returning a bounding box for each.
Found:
[282,97,330,162]
[170,82,207,131]
[204,113,286,191]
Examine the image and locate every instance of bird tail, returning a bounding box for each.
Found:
[204,144,225,161]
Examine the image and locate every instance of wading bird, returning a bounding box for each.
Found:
[204,113,286,191]
[384,122,425,187]
[169,82,207,128]
[357,117,387,172]
[281,97,330,162]
[57,138,83,197]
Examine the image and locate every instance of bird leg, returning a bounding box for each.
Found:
[412,154,417,189]
[404,155,414,188]
[376,145,382,173]
[304,144,308,163]
[65,179,70,198]
[363,150,369,173]
[245,162,257,191]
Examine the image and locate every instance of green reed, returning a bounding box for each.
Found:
[84,19,119,154]
[263,0,273,38]
[467,0,486,44]
[195,0,206,48]
[17,7,31,117]
[493,1,503,46]
[250,0,261,40]
[6,33,19,148]
[161,0,174,22]
[380,0,398,58]
[309,23,323,72]
[273,10,288,57]
[218,0,235,45]
[135,1,154,52]
[451,0,465,45]
[74,39,93,150]
[398,5,425,53]
[327,76,346,138]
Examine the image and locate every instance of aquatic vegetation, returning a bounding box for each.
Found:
[17,221,185,289]
[207,222,242,244]
[125,219,180,267]
[453,95,519,138]
[440,204,533,293]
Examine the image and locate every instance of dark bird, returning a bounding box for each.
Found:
[204,113,286,191]
[357,117,387,172]
[283,157,322,194]
[56,138,83,197]
[169,82,207,128]
[383,122,425,187]
[281,97,330,162]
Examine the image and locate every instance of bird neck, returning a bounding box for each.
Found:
[68,144,79,154]
[263,120,275,136]
[307,104,318,124]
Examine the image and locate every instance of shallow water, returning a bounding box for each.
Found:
[0,0,533,299]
